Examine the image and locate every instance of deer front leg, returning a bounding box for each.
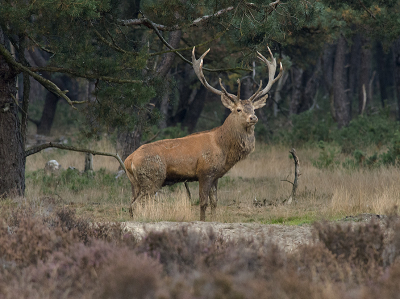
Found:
[209,179,218,221]
[199,178,213,221]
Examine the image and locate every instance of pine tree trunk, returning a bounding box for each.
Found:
[117,128,142,161]
[182,86,208,133]
[303,59,322,111]
[289,65,304,115]
[241,77,254,99]
[36,91,59,135]
[376,41,388,107]
[348,34,361,117]
[26,50,69,135]
[333,34,350,128]
[0,36,25,197]
[322,43,335,94]
[394,38,400,120]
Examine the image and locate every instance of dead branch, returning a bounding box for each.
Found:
[361,84,366,115]
[283,148,300,204]
[25,142,127,173]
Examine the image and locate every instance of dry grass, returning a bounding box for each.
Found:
[132,189,195,222]
[23,140,400,223]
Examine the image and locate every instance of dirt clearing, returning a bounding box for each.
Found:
[125,221,314,252]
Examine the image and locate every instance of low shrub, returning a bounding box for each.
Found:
[2,205,400,298]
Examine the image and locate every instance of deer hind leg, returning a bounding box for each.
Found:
[209,179,218,221]
[199,178,214,221]
[128,182,140,218]
[128,158,166,218]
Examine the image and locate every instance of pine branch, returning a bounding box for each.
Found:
[146,18,251,73]
[29,66,142,84]
[92,28,138,56]
[119,6,234,31]
[0,43,83,109]
[358,0,376,20]
[26,35,55,54]
[25,142,127,173]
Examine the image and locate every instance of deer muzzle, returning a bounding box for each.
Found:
[248,115,258,125]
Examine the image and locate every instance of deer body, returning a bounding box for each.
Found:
[125,47,283,221]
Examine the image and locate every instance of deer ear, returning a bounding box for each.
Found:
[221,94,236,111]
[253,94,268,110]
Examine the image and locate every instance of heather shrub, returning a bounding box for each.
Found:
[0,209,78,269]
[3,204,400,298]
[135,226,226,274]
[314,220,385,278]
[97,250,163,299]
[48,208,127,244]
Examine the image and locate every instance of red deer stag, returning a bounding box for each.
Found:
[124,47,283,221]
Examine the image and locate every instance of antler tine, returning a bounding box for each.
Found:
[192,47,237,101]
[248,80,263,102]
[255,47,283,98]
[219,78,238,103]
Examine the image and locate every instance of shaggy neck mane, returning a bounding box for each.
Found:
[215,113,255,167]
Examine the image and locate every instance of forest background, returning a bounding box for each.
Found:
[1,0,400,222]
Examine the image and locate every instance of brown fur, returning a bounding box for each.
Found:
[125,100,259,221]
[125,47,283,221]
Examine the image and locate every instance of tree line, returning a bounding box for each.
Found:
[1,0,400,198]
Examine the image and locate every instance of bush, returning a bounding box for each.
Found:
[281,111,334,145]
[334,109,398,153]
[312,141,340,169]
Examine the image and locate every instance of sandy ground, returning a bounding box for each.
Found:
[124,221,314,253]
[124,214,387,252]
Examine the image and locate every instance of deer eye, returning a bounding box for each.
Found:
[237,108,242,113]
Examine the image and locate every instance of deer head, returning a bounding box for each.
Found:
[192,47,283,129]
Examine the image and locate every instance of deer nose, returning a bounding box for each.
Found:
[249,115,258,123]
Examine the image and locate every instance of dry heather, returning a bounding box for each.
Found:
[1,204,400,298]
[24,140,400,223]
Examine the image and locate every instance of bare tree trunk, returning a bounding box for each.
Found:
[85,80,101,134]
[376,41,388,107]
[349,34,361,98]
[322,43,335,94]
[182,86,209,133]
[333,34,350,128]
[358,37,372,114]
[37,91,60,135]
[303,59,322,111]
[273,71,289,117]
[241,77,254,99]
[26,49,70,135]
[157,30,181,130]
[289,65,304,115]
[0,30,25,197]
[117,128,142,161]
[394,37,400,120]
[348,33,361,117]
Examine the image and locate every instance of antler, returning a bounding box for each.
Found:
[251,46,283,102]
[192,47,238,104]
